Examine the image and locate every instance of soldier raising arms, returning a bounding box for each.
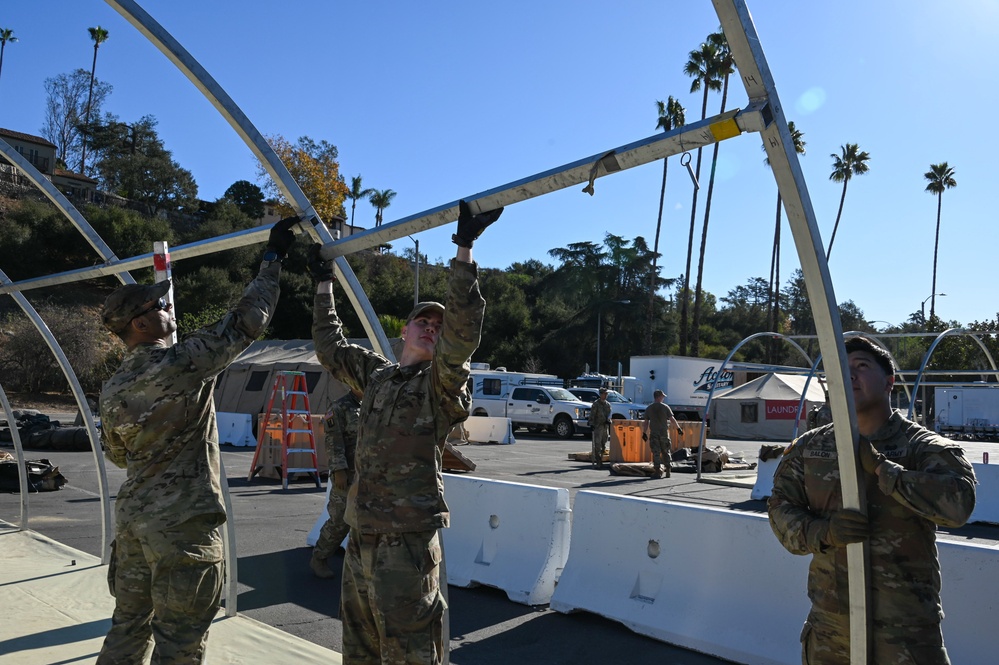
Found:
[310,200,502,664]
[96,217,299,663]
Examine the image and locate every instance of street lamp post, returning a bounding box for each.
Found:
[596,300,630,375]
[921,292,946,325]
[408,236,420,307]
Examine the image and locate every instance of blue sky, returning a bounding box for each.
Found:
[2,1,995,329]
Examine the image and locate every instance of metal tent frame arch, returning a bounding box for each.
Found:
[0,0,875,657]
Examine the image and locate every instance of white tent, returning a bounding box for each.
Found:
[709,373,825,441]
[213,338,402,418]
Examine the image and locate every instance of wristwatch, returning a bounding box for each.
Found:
[262,250,282,264]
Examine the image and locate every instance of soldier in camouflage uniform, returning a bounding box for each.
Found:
[588,388,612,468]
[642,389,683,478]
[310,199,502,664]
[768,336,976,665]
[310,389,362,579]
[95,217,298,664]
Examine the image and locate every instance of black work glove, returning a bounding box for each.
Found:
[307,244,334,282]
[266,216,300,257]
[677,427,685,436]
[820,510,869,547]
[858,436,887,476]
[642,432,648,442]
[452,199,503,248]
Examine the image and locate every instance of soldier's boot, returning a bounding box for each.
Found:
[662,465,671,478]
[310,552,335,579]
[652,467,663,479]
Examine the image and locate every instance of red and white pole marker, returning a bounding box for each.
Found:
[153,241,177,347]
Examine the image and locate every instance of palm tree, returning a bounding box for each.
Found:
[347,175,374,235]
[826,142,870,261]
[762,121,806,355]
[923,162,956,321]
[645,96,686,353]
[0,28,18,84]
[80,25,109,174]
[690,30,735,356]
[368,188,396,227]
[679,37,723,355]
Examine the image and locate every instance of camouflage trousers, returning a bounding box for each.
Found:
[649,432,672,471]
[341,529,446,664]
[801,612,950,665]
[591,423,610,463]
[313,471,353,560]
[96,515,224,665]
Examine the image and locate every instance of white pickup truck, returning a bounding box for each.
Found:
[469,374,590,439]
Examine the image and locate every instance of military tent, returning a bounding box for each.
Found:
[213,338,401,419]
[708,372,825,441]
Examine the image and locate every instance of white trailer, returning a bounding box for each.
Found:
[628,355,744,421]
[935,386,999,436]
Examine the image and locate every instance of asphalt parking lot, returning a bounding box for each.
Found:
[3,425,997,664]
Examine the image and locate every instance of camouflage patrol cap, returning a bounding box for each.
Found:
[101,280,171,334]
[406,301,444,322]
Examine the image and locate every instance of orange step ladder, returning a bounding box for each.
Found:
[247,370,322,489]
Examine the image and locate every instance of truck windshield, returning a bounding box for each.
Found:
[605,391,630,403]
[549,388,581,402]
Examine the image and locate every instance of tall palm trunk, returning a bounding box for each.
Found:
[80,44,100,173]
[826,180,849,261]
[930,192,943,320]
[645,157,670,354]
[767,193,782,363]
[690,72,730,356]
[679,84,710,356]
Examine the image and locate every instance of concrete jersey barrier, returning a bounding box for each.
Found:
[550,490,999,665]
[442,475,570,605]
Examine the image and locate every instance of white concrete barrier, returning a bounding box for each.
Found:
[442,475,570,605]
[550,492,808,664]
[751,456,779,500]
[938,539,999,664]
[464,416,515,444]
[551,490,999,664]
[217,412,255,447]
[969,462,999,525]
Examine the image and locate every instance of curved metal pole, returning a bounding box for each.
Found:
[908,328,999,421]
[792,333,907,439]
[0,268,112,563]
[714,1,867,659]
[0,138,135,287]
[218,456,238,617]
[696,331,812,481]
[0,383,30,527]
[103,0,393,360]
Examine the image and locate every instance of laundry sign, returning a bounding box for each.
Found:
[765,400,801,420]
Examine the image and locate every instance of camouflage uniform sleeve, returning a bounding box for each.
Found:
[875,437,977,528]
[327,400,349,472]
[432,258,485,424]
[768,435,830,555]
[312,289,388,394]
[184,260,282,375]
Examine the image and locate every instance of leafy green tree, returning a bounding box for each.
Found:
[260,134,349,225]
[89,115,199,214]
[691,29,736,356]
[42,69,112,166]
[85,201,174,261]
[223,180,265,219]
[826,142,871,260]
[347,175,374,231]
[368,188,397,227]
[923,162,956,320]
[647,95,685,353]
[0,27,18,84]
[679,35,723,355]
[80,25,109,174]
